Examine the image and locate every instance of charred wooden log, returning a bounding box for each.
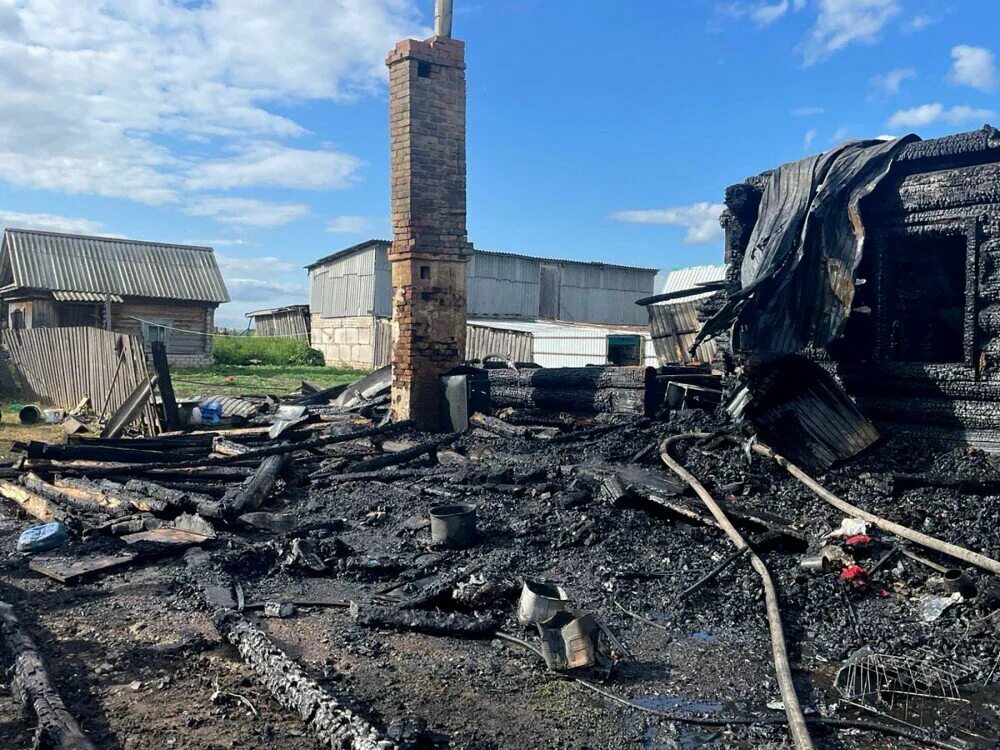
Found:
[488,384,647,416]
[0,602,97,750]
[468,413,531,438]
[351,603,498,638]
[21,474,130,519]
[223,454,290,514]
[124,479,225,519]
[487,366,653,389]
[213,610,395,750]
[345,435,456,474]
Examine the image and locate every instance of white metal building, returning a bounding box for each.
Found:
[646,264,727,365]
[307,240,657,369]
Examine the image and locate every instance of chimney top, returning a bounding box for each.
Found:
[434,0,453,38]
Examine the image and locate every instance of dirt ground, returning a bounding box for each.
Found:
[1,412,999,749]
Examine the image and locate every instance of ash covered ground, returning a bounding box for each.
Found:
[1,409,999,750]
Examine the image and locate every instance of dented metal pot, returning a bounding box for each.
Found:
[517,580,569,626]
[429,504,477,548]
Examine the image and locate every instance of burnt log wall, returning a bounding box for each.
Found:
[722,126,1000,448]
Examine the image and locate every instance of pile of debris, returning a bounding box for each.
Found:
[0,363,998,749]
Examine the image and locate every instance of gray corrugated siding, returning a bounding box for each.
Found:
[558,264,650,325]
[2,230,229,303]
[374,244,392,318]
[467,253,541,318]
[311,243,654,326]
[311,242,382,318]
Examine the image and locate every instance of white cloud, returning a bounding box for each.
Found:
[0,210,104,234]
[216,254,298,276]
[886,103,996,129]
[185,197,309,228]
[186,142,364,191]
[799,0,900,66]
[752,1,791,26]
[610,202,725,244]
[803,128,818,149]
[950,45,997,92]
[0,2,425,204]
[325,215,376,234]
[871,67,915,96]
[830,126,850,143]
[225,278,308,303]
[903,14,935,33]
[792,106,825,116]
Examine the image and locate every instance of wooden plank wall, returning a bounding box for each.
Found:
[1,326,159,435]
[109,301,212,357]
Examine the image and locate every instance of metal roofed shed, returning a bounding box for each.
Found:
[0,229,230,367]
[307,239,657,369]
[640,264,727,367]
[246,305,311,340]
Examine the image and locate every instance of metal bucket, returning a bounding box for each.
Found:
[429,504,477,548]
[517,580,568,626]
[944,568,977,599]
[18,404,41,425]
[537,611,597,671]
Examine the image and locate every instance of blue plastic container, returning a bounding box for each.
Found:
[200,402,223,424]
[17,523,68,554]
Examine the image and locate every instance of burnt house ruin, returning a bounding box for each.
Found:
[719,125,1000,450]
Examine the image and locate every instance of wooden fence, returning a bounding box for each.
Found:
[1,326,159,434]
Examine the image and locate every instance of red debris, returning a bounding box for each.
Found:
[844,535,871,547]
[840,564,870,592]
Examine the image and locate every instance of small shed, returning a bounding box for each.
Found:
[246,305,310,340]
[0,229,230,366]
[644,264,727,366]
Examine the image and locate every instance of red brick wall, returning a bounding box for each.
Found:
[386,35,471,428]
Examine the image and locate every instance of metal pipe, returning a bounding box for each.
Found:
[435,0,453,37]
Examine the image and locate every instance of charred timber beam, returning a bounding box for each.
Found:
[313,467,458,485]
[0,602,97,750]
[150,341,182,432]
[344,435,456,475]
[20,474,130,519]
[488,385,647,416]
[486,366,652,389]
[213,610,395,750]
[69,421,411,478]
[351,604,498,638]
[468,413,532,438]
[20,440,202,464]
[0,480,65,523]
[124,479,225,519]
[223,454,289,515]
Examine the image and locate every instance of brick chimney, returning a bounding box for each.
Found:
[386,29,470,428]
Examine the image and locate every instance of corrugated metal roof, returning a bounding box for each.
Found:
[307,239,658,274]
[245,304,309,318]
[656,264,728,298]
[0,229,230,303]
[52,290,124,303]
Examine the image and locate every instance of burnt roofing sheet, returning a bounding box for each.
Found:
[697,135,919,355]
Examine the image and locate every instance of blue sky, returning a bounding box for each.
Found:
[0,1,994,325]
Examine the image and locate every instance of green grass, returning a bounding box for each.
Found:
[212,335,324,366]
[172,364,369,398]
